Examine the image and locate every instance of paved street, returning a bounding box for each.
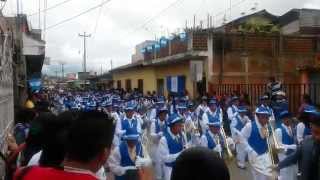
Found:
[228,161,252,180]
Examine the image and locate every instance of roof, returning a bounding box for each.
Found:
[110,50,207,73]
[110,61,144,73]
[215,9,279,32]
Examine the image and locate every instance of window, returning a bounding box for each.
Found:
[125,79,132,91]
[117,80,121,89]
[138,79,143,93]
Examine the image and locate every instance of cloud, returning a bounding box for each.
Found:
[3,0,319,75]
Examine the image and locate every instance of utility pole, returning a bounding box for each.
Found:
[78,32,91,73]
[61,63,65,80]
[38,0,41,29]
[110,59,113,71]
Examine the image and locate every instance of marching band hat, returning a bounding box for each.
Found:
[168,113,184,126]
[231,96,240,102]
[255,106,271,116]
[279,110,292,119]
[260,95,269,100]
[208,99,217,106]
[237,106,248,113]
[303,105,317,113]
[125,102,135,111]
[158,106,168,113]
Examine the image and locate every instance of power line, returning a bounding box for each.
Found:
[92,0,105,39]
[125,0,185,36]
[46,0,112,30]
[28,0,73,17]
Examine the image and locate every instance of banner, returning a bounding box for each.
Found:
[166,76,186,95]
[190,61,203,82]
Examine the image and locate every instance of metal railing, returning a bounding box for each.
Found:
[214,84,320,114]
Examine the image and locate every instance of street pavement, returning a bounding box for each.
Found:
[228,161,252,180]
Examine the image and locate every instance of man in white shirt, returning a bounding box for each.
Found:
[108,129,151,180]
[200,113,223,156]
[159,113,185,180]
[227,96,240,124]
[230,106,251,169]
[241,106,273,180]
[150,107,168,180]
[202,99,223,133]
[115,102,142,145]
[195,96,208,121]
[275,111,297,180]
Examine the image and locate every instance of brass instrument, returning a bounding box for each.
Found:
[220,127,234,160]
[214,134,222,158]
[266,122,283,165]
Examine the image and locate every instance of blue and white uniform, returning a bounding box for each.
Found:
[150,108,168,180]
[159,113,185,180]
[230,106,251,168]
[241,106,272,180]
[108,129,151,180]
[202,100,223,133]
[200,114,223,154]
[275,121,297,180]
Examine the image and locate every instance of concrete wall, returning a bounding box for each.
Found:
[112,61,197,98]
[112,66,157,95]
[154,61,194,98]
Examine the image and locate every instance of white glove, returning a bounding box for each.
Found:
[226,137,235,150]
[248,150,258,163]
[135,158,144,168]
[172,152,181,160]
[119,130,126,136]
[214,144,222,153]
[120,166,137,176]
[158,132,163,138]
[135,157,151,168]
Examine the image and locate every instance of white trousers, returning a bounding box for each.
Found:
[163,166,172,180]
[251,168,271,180]
[236,143,247,166]
[150,144,164,180]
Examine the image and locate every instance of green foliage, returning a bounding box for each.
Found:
[238,17,280,34]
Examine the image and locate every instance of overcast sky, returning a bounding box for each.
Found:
[2,0,320,76]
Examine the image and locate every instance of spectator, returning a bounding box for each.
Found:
[298,94,313,115]
[171,147,230,180]
[14,108,36,145]
[14,111,115,180]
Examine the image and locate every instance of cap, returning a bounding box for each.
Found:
[255,106,271,116]
[168,113,184,126]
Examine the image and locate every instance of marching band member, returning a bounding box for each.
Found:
[259,95,276,127]
[202,99,223,133]
[150,106,168,180]
[115,102,142,144]
[108,129,152,180]
[230,106,251,169]
[271,91,289,128]
[227,96,240,124]
[296,105,315,144]
[159,113,186,180]
[241,106,273,180]
[196,96,208,121]
[273,111,320,180]
[200,113,223,156]
[275,111,297,180]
